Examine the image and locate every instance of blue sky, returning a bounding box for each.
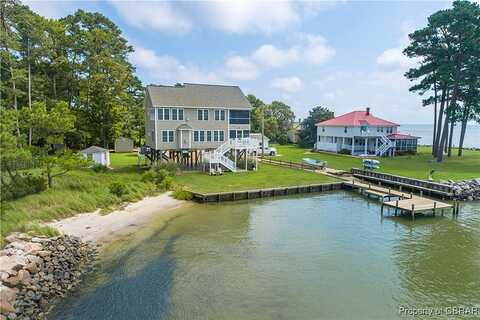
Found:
[26,0,466,124]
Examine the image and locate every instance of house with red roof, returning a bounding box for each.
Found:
[315,107,420,156]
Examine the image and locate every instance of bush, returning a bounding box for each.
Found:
[153,161,180,176]
[92,164,108,172]
[338,149,351,155]
[158,176,174,191]
[109,182,127,197]
[142,168,169,186]
[1,173,47,201]
[172,187,193,200]
[396,150,416,156]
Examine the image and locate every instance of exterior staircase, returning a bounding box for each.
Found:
[204,138,257,172]
[376,134,394,156]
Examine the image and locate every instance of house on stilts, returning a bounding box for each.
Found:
[143,83,257,171]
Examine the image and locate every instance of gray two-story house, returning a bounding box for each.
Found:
[144,83,252,167]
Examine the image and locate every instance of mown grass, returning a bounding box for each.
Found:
[270,145,480,181]
[174,163,340,194]
[1,152,155,245]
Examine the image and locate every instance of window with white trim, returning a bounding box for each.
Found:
[194,131,199,142]
[198,109,209,120]
[162,130,174,142]
[219,130,224,141]
[207,131,212,142]
[214,109,226,121]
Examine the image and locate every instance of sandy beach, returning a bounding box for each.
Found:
[49,192,188,244]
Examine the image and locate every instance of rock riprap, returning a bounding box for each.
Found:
[0,233,97,320]
[449,178,480,201]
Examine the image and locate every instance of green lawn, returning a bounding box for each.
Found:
[270,145,480,181]
[1,152,154,245]
[174,163,340,194]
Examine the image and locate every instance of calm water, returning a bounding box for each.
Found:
[401,124,480,148]
[51,192,480,320]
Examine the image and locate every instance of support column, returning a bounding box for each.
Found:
[364,138,367,155]
[375,138,378,155]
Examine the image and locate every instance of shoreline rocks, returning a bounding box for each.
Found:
[0,233,97,320]
[448,178,480,201]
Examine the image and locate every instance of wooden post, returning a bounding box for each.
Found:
[395,200,399,216]
[410,192,413,199]
[399,185,402,191]
[433,202,436,216]
[411,204,415,221]
[420,190,423,197]
[381,203,384,217]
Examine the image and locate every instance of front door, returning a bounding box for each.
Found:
[179,130,191,149]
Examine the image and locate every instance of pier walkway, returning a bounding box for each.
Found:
[343,179,456,220]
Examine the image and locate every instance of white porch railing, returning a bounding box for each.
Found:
[204,138,257,172]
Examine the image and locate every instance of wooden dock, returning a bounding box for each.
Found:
[343,179,457,220]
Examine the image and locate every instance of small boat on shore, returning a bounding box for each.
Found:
[303,158,327,169]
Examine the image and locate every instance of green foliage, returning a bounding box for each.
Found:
[37,151,90,188]
[298,106,334,148]
[109,182,127,197]
[247,95,295,144]
[92,163,109,173]
[153,161,181,176]
[1,4,145,149]
[1,173,47,201]
[20,101,75,146]
[172,187,193,201]
[142,163,179,190]
[404,0,480,160]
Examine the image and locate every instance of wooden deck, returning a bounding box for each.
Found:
[343,179,456,220]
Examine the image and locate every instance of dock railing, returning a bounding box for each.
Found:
[260,158,318,171]
[350,168,453,198]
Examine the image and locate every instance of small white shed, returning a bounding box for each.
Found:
[80,146,110,167]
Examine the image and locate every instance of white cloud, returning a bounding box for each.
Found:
[225,56,260,80]
[303,34,336,65]
[251,45,299,67]
[109,1,191,33]
[24,0,80,18]
[201,1,300,34]
[130,46,221,84]
[224,34,334,80]
[377,47,419,69]
[271,76,302,93]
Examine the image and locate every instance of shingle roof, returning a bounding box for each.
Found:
[316,109,399,127]
[147,83,251,109]
[80,146,109,154]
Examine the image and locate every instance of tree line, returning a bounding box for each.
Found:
[404,0,480,162]
[1,0,144,151]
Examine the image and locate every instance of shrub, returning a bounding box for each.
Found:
[109,182,127,197]
[153,161,180,176]
[92,164,108,172]
[1,173,47,201]
[172,187,193,200]
[142,168,170,187]
[338,149,351,155]
[158,176,174,191]
[237,159,257,170]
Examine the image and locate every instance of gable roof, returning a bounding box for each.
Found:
[316,109,399,127]
[80,146,109,154]
[147,83,251,109]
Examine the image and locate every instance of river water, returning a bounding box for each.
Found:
[400,124,480,148]
[51,191,480,320]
